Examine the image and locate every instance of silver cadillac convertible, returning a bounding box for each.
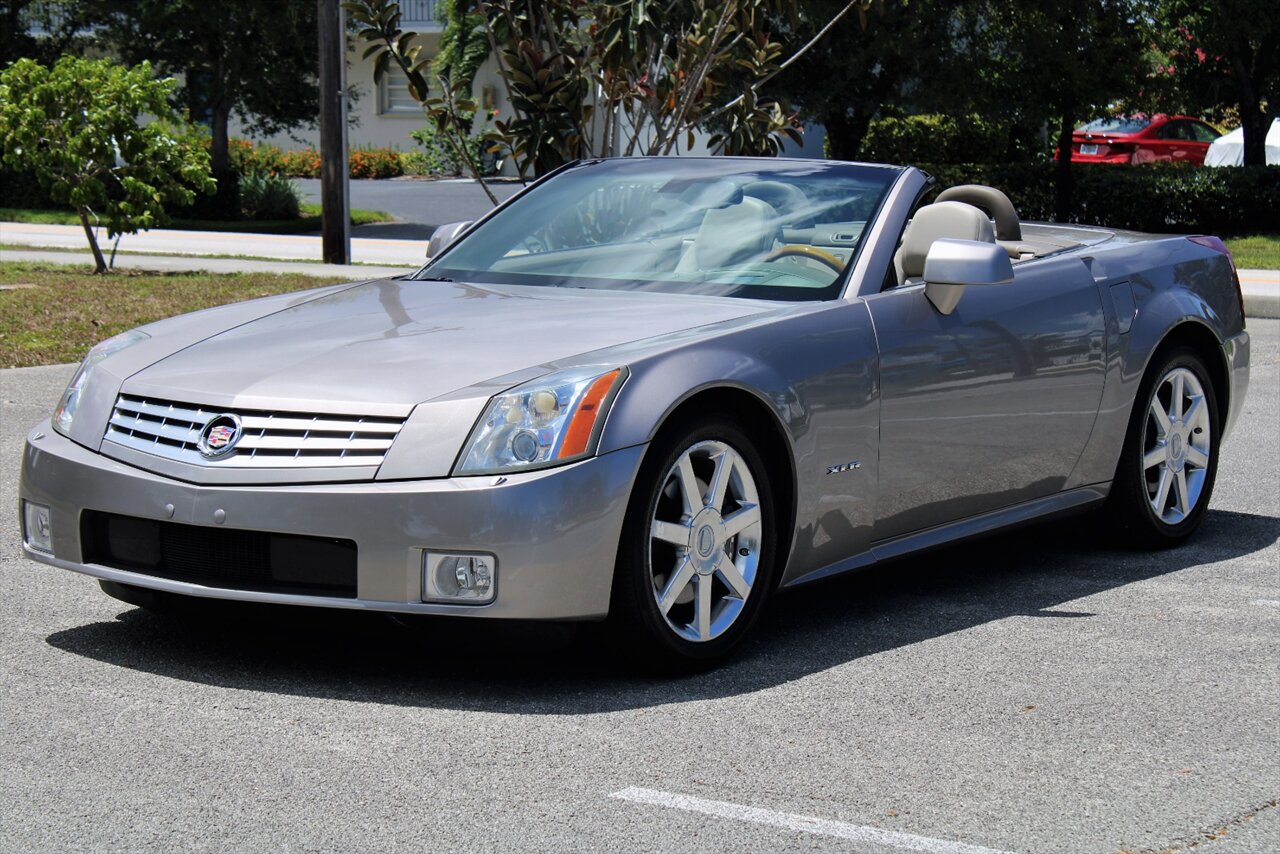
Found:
[19,157,1249,667]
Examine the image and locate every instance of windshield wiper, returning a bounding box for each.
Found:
[415,275,454,282]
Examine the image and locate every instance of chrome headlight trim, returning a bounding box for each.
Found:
[53,329,150,437]
[454,366,628,476]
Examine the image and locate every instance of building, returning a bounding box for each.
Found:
[229,1,517,154]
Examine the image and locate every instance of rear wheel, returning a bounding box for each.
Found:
[610,419,778,670]
[1107,347,1219,547]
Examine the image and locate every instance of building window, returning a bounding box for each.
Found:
[379,65,421,115]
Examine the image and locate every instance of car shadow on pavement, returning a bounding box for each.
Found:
[45,508,1279,714]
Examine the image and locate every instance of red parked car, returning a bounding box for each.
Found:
[1064,115,1221,164]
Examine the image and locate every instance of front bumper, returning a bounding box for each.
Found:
[19,421,646,620]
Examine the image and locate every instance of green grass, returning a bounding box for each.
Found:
[0,204,392,234]
[0,262,349,367]
[1224,235,1280,270]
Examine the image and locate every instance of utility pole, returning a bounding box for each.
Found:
[317,0,350,264]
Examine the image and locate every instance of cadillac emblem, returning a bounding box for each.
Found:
[197,413,243,459]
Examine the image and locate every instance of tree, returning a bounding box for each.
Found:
[1154,1,1278,166]
[433,0,490,99]
[964,0,1149,219]
[75,0,322,178]
[767,0,976,160]
[1,0,89,65]
[0,57,215,273]
[347,0,877,183]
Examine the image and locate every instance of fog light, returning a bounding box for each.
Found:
[23,501,52,554]
[422,552,495,604]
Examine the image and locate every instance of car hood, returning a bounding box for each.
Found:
[121,278,776,414]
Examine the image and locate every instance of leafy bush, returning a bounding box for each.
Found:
[238,171,301,220]
[0,56,214,271]
[179,170,241,221]
[278,148,321,178]
[349,146,404,179]
[918,162,1280,235]
[0,168,57,209]
[406,111,499,177]
[226,139,402,179]
[862,114,1010,165]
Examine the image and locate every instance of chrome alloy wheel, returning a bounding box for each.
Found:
[648,440,764,642]
[1143,366,1213,525]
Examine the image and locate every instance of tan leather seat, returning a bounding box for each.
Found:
[677,196,779,273]
[894,201,996,285]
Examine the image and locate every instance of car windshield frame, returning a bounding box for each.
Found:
[417,157,903,303]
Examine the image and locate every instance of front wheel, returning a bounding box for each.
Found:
[1107,347,1220,547]
[610,419,778,670]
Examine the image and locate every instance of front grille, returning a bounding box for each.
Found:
[81,511,357,598]
[104,394,405,468]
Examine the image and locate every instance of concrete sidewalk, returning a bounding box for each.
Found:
[0,221,425,266]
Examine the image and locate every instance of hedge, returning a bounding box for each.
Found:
[225,139,403,180]
[917,162,1280,235]
[861,114,1009,165]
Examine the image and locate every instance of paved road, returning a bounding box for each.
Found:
[0,323,1276,852]
[295,177,523,235]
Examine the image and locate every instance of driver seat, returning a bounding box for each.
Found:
[893,201,995,285]
[676,196,779,273]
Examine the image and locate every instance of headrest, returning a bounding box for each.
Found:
[743,181,811,224]
[897,201,995,280]
[694,196,778,270]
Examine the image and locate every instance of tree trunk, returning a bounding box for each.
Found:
[1241,110,1269,166]
[209,100,232,175]
[1054,110,1075,223]
[1229,51,1266,166]
[77,206,108,274]
[822,109,874,161]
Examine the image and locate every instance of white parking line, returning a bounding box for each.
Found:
[610,787,1013,854]
[1251,599,1280,608]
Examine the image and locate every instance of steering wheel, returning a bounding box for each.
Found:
[765,244,845,273]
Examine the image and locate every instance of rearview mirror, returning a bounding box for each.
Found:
[426,220,473,260]
[923,238,1014,315]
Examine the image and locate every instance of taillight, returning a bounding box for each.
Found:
[1189,235,1244,327]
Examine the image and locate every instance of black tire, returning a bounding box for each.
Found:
[1105,346,1220,548]
[609,417,779,671]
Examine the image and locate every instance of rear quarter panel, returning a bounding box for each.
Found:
[1063,233,1245,487]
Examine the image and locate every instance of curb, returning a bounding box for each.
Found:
[1240,271,1279,319]
[1244,292,1280,319]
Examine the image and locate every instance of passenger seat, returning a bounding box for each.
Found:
[676,196,780,273]
[893,201,996,285]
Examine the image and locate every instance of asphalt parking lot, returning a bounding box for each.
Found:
[0,321,1276,853]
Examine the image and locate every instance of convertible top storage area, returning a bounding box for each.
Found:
[894,183,1109,285]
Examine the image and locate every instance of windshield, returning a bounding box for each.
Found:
[419,158,901,302]
[1078,117,1151,135]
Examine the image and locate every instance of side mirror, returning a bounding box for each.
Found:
[923,238,1014,315]
[426,220,473,260]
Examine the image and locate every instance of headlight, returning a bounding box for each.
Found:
[53,329,150,436]
[456,366,627,475]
